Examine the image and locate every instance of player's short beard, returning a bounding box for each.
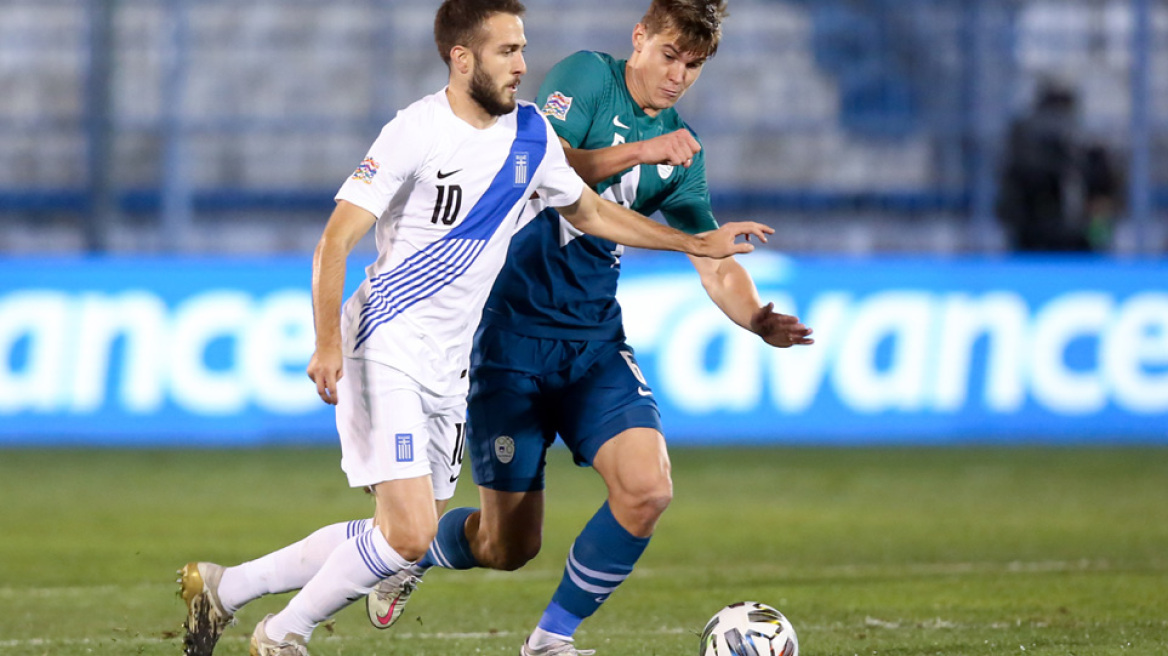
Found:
[469,60,516,117]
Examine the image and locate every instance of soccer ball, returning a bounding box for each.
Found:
[699,601,798,656]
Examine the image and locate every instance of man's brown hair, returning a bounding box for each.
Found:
[640,0,729,59]
[434,0,527,66]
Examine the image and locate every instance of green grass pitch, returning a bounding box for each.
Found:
[0,446,1165,655]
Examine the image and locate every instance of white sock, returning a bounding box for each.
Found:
[264,527,411,642]
[217,519,373,614]
[528,626,574,649]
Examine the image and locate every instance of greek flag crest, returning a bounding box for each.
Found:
[395,433,414,462]
[514,152,528,186]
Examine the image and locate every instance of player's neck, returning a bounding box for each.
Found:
[446,86,501,130]
[623,63,661,118]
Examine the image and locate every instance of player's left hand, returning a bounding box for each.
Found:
[750,303,814,348]
[695,222,774,258]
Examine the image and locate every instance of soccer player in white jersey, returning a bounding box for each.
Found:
[176,0,773,654]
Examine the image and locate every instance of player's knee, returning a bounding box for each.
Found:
[381,525,437,563]
[393,536,434,563]
[614,475,673,533]
[636,479,673,521]
[650,481,674,517]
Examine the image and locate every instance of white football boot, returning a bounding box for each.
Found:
[520,634,597,656]
[365,569,421,629]
[249,614,310,656]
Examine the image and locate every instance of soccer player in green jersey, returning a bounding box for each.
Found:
[367,2,814,654]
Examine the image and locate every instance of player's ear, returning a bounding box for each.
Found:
[632,23,647,53]
[451,45,472,76]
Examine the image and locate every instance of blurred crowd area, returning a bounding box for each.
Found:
[1,0,1166,255]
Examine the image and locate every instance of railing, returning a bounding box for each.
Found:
[0,0,1163,253]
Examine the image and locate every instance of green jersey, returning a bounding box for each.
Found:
[538,50,717,230]
[480,50,717,340]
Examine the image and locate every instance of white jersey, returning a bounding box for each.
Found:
[335,89,585,396]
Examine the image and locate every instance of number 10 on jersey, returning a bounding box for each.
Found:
[431,185,463,225]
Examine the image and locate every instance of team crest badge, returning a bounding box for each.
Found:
[351,157,380,184]
[541,91,573,121]
[494,436,516,464]
[657,163,675,179]
[395,433,414,462]
[514,152,529,186]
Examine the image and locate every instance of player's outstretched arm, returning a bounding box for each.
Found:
[307,200,377,405]
[688,254,815,348]
[555,187,771,259]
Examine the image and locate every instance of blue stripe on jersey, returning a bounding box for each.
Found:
[353,105,549,350]
[368,239,480,304]
[448,105,548,241]
[354,240,486,347]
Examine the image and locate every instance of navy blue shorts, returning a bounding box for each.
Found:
[467,324,662,493]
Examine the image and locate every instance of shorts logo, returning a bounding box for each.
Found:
[352,157,380,184]
[494,435,516,464]
[541,91,573,121]
[395,433,414,462]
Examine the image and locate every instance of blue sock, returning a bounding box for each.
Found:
[539,502,651,636]
[417,507,480,571]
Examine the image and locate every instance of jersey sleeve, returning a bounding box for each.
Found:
[335,111,423,218]
[536,51,611,148]
[534,115,586,208]
[659,134,718,234]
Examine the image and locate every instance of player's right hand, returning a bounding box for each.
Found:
[694,222,774,259]
[640,128,701,168]
[307,346,344,405]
